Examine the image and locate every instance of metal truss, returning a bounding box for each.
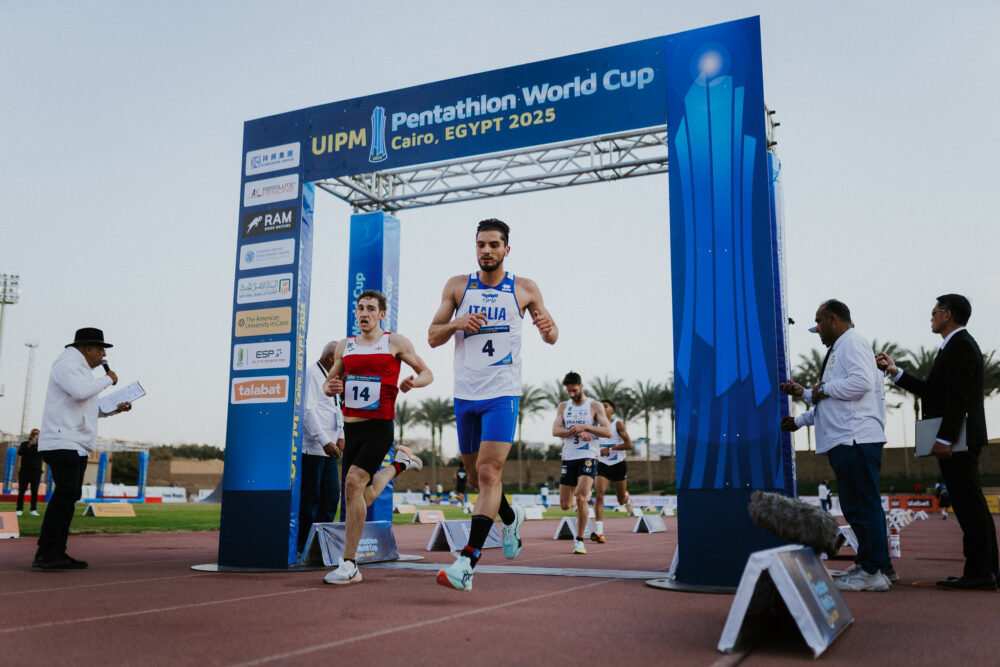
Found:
[315,125,670,213]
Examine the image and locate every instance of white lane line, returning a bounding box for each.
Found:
[0,573,214,597]
[244,579,612,665]
[0,589,316,634]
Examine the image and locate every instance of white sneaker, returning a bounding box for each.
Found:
[573,539,587,555]
[436,555,474,591]
[834,568,890,592]
[15,510,22,516]
[393,445,423,473]
[29,510,40,516]
[323,558,362,585]
[502,504,524,559]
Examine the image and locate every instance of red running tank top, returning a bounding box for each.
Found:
[341,332,401,420]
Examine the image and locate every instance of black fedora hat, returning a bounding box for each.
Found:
[66,327,113,348]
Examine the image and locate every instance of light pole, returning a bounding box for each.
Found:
[0,274,22,383]
[21,341,38,435]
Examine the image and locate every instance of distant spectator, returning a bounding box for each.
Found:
[16,429,42,516]
[454,460,468,504]
[818,479,832,513]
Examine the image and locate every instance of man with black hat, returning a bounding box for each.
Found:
[34,328,132,570]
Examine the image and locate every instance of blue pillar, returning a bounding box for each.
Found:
[665,17,790,587]
[2,447,15,494]
[96,452,108,499]
[137,451,149,502]
[346,211,401,523]
[219,122,314,567]
[44,466,53,501]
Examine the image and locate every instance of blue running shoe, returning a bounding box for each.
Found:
[437,555,474,591]
[502,504,525,559]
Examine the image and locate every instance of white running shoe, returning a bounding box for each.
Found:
[29,510,40,516]
[437,555,474,591]
[323,558,362,585]
[393,445,423,473]
[625,494,634,515]
[15,510,22,516]
[834,568,890,592]
[502,504,525,559]
[573,539,587,555]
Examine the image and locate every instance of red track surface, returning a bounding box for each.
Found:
[1,514,997,666]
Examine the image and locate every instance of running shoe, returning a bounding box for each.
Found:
[625,494,634,515]
[437,555,474,591]
[589,531,606,544]
[323,558,362,585]
[393,445,423,473]
[885,566,900,583]
[29,510,40,516]
[573,540,587,555]
[502,504,525,559]
[834,568,890,592]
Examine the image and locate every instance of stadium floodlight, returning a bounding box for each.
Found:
[0,273,21,380]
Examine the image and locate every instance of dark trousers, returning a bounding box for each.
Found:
[939,448,1000,577]
[17,469,42,511]
[827,443,890,574]
[820,498,831,512]
[36,451,87,558]
[298,454,340,551]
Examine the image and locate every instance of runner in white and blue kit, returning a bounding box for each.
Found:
[552,372,612,554]
[430,218,558,591]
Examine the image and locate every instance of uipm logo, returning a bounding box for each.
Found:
[369,106,388,163]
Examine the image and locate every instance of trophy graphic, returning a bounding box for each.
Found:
[369,106,388,163]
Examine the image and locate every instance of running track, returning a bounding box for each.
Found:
[1,515,997,665]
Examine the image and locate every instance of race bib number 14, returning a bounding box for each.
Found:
[345,374,381,410]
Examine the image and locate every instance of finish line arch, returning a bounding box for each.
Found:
[221,16,794,586]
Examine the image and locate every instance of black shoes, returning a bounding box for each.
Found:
[936,573,997,591]
[31,554,88,570]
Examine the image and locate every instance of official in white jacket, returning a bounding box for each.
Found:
[34,328,132,570]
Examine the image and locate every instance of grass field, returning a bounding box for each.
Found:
[1,501,632,537]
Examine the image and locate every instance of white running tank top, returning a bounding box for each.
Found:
[598,417,626,466]
[561,397,599,461]
[453,272,523,400]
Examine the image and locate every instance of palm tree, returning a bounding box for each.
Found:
[591,376,623,404]
[416,397,455,490]
[983,350,1000,398]
[900,346,938,420]
[631,379,666,492]
[539,378,568,409]
[791,349,827,452]
[660,376,675,484]
[516,384,547,487]
[395,400,414,448]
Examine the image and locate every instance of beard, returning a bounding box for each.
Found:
[478,256,502,272]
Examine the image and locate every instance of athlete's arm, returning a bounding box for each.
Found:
[323,340,348,396]
[552,401,575,438]
[391,333,433,392]
[588,402,612,439]
[614,420,634,451]
[517,277,558,345]
[428,275,488,348]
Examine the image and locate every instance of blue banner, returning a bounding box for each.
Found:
[243,38,667,182]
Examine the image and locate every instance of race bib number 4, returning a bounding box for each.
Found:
[345,374,381,410]
[464,325,512,369]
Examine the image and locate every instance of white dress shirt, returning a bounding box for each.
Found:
[302,361,344,456]
[794,328,886,453]
[39,347,115,456]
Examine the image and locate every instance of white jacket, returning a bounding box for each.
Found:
[39,347,114,455]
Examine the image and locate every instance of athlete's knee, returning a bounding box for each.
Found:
[560,499,573,511]
[476,461,502,487]
[343,471,368,499]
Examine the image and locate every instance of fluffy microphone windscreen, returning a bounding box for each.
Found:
[747,490,842,558]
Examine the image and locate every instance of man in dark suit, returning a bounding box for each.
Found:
[877,294,999,591]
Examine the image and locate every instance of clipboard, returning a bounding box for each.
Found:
[915,417,966,457]
[99,381,145,414]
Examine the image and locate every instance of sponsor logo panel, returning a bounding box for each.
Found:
[239,238,295,271]
[243,173,299,207]
[233,341,292,370]
[242,206,298,238]
[234,306,292,337]
[236,272,293,305]
[245,142,300,176]
[231,375,289,404]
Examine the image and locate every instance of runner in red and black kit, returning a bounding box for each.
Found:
[321,290,433,585]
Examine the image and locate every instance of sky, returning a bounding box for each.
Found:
[1,1,999,460]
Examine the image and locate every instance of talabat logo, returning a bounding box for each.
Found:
[231,376,289,404]
[243,174,299,207]
[234,307,292,337]
[245,142,301,176]
[242,206,297,238]
[236,273,294,305]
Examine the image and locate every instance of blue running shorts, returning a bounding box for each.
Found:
[454,396,520,454]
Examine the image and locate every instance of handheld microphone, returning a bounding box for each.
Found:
[101,360,111,374]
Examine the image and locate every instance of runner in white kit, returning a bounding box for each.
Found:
[552,372,612,554]
[430,218,558,591]
[591,398,634,543]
